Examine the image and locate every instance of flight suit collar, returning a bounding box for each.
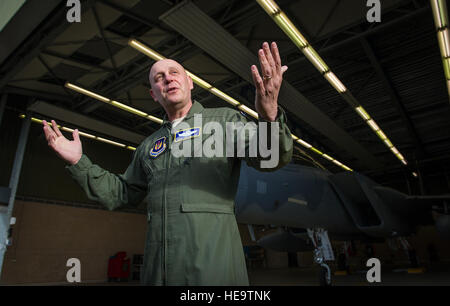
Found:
[162,100,204,126]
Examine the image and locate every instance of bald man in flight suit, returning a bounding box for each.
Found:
[43,42,293,285]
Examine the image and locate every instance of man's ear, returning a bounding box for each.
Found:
[187,75,194,90]
[149,89,157,101]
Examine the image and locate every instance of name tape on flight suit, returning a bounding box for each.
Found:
[174,127,201,143]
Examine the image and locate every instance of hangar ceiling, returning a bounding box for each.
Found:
[1,0,450,188]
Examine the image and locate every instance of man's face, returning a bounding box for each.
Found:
[149,59,193,109]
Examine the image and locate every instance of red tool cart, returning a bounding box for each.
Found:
[107,252,130,282]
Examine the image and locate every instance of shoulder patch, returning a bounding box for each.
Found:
[149,137,167,158]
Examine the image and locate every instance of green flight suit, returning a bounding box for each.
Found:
[67,101,293,285]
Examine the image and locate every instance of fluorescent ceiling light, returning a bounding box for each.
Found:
[355,106,371,120]
[396,152,405,160]
[68,80,354,171]
[147,115,164,125]
[310,147,323,156]
[110,101,148,117]
[210,88,241,106]
[332,159,343,167]
[356,107,395,152]
[128,39,254,114]
[324,72,347,93]
[431,0,450,101]
[237,104,259,119]
[77,131,96,139]
[390,146,400,155]
[341,165,353,172]
[28,100,146,144]
[66,82,154,121]
[256,0,410,168]
[303,47,329,73]
[367,119,380,131]
[383,139,394,148]
[128,39,165,61]
[62,126,96,139]
[431,0,448,29]
[296,139,312,148]
[19,114,136,150]
[186,71,213,90]
[66,82,163,126]
[96,137,126,148]
[65,82,109,103]
[273,12,309,48]
[322,154,334,161]
[256,0,280,15]
[376,130,388,141]
[395,152,406,164]
[412,172,418,178]
[128,38,354,171]
[61,126,74,133]
[388,145,409,166]
[443,58,450,79]
[438,28,450,58]
[294,138,351,171]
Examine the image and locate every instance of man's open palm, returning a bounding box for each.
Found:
[43,120,82,165]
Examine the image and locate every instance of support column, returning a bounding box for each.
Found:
[0,111,31,280]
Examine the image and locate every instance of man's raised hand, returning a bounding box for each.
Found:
[43,120,82,165]
[251,41,288,121]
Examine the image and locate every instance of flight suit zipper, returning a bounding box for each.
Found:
[162,124,172,285]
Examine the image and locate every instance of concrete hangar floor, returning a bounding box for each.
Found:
[15,264,450,286]
[247,265,450,286]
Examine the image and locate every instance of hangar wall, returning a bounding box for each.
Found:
[1,197,449,284]
[1,200,146,285]
[0,108,138,207]
[1,104,450,283]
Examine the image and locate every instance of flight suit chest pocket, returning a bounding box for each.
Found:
[142,151,168,174]
[180,203,234,214]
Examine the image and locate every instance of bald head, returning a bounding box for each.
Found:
[148,58,194,118]
[149,59,186,86]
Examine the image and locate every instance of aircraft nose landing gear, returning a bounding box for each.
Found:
[314,249,332,286]
[307,229,335,286]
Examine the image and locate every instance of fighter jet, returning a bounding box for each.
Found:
[235,161,450,285]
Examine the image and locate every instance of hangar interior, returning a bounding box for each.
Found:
[0,0,450,285]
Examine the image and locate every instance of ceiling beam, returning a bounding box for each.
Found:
[0,1,96,89]
[360,37,427,159]
[41,50,114,72]
[28,100,146,144]
[160,0,382,170]
[315,0,341,38]
[74,32,180,112]
[285,5,430,68]
[92,3,119,77]
[97,0,176,35]
[2,85,73,104]
[37,55,75,98]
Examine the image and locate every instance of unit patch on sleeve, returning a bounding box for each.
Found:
[149,137,167,158]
